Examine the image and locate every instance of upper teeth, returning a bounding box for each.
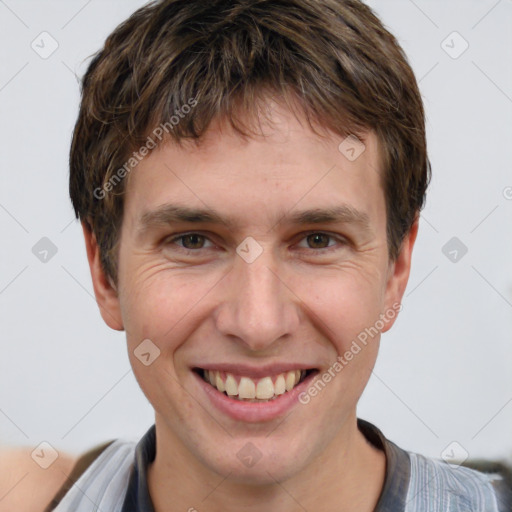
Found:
[204,370,305,400]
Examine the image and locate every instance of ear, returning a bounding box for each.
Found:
[82,222,124,331]
[381,215,419,333]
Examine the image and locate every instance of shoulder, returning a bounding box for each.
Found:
[0,447,76,512]
[407,451,512,511]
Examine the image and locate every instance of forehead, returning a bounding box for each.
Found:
[122,106,385,234]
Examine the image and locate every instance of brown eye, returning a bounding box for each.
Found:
[179,234,206,249]
[306,233,332,249]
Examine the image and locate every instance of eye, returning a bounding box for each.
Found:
[167,233,215,250]
[296,232,346,252]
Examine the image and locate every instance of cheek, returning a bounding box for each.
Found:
[304,272,384,408]
[119,268,210,409]
[119,262,220,352]
[297,267,387,347]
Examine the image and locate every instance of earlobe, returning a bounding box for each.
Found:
[81,222,124,331]
[381,215,419,333]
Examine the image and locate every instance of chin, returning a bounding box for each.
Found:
[203,437,312,485]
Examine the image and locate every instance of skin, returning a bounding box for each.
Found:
[0,448,75,512]
[84,100,418,512]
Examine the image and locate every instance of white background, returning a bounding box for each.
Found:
[0,0,511,465]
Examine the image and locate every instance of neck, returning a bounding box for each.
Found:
[147,417,386,512]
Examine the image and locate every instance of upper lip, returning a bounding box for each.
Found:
[194,363,317,379]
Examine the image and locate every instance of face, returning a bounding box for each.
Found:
[86,101,416,484]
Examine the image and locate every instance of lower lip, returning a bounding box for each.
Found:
[193,370,318,423]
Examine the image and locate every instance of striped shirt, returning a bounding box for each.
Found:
[49,419,511,511]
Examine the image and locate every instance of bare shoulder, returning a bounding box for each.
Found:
[0,446,76,512]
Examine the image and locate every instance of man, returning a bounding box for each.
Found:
[1,0,510,510]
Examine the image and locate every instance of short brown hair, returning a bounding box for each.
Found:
[70,0,430,283]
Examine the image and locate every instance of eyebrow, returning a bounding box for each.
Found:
[137,204,372,234]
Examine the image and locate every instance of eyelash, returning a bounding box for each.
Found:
[165,231,347,254]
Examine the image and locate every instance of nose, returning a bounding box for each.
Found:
[214,250,301,352]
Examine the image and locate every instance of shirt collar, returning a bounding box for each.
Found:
[357,418,410,511]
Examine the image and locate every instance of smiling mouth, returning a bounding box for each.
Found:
[194,368,317,402]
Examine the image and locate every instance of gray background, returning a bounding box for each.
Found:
[0,0,511,464]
